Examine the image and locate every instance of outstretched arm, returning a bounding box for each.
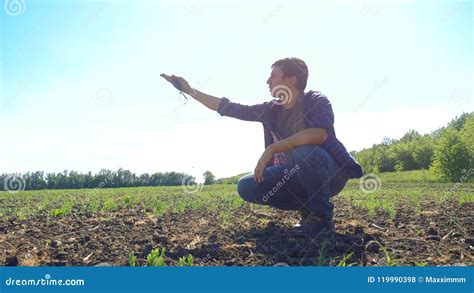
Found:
[161,73,269,122]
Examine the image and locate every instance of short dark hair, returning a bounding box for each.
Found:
[271,57,309,92]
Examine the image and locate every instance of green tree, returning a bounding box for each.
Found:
[447,113,472,131]
[203,171,215,185]
[374,145,396,172]
[460,116,474,157]
[431,127,472,181]
[392,143,417,171]
[412,135,434,169]
[399,129,421,143]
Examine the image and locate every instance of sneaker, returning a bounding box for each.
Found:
[292,210,334,237]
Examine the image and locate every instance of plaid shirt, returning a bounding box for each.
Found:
[217,90,363,178]
[270,131,288,165]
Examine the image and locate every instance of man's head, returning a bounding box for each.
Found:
[267,57,308,98]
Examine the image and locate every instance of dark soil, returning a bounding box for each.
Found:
[1,198,473,266]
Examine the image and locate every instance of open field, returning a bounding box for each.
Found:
[1,181,473,266]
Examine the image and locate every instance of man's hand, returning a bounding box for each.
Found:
[254,144,276,183]
[160,73,195,95]
[160,73,222,111]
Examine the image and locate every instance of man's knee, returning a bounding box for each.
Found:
[292,145,329,166]
[237,173,258,202]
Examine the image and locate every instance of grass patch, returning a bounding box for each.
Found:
[0,182,472,221]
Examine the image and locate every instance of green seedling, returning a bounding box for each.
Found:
[337,252,356,267]
[123,196,131,205]
[315,240,331,266]
[178,254,194,266]
[146,248,167,266]
[129,251,137,266]
[50,207,69,217]
[365,240,400,266]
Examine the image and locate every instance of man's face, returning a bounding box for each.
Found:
[266,66,297,97]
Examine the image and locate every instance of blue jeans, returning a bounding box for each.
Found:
[237,145,349,220]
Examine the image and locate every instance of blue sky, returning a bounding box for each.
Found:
[0,0,472,180]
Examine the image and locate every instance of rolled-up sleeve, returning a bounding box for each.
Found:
[217,97,270,123]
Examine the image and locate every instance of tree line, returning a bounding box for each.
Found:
[352,112,474,182]
[1,169,216,191]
